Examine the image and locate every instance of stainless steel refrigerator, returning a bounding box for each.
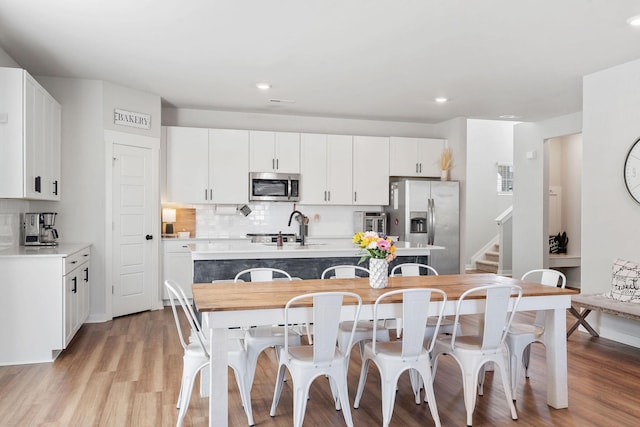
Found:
[385,178,460,274]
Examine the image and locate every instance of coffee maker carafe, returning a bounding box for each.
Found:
[22,212,59,246]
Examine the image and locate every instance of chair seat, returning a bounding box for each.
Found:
[508,322,544,337]
[365,341,430,360]
[436,334,508,354]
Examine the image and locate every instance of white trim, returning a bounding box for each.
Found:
[104,129,162,320]
[495,206,513,226]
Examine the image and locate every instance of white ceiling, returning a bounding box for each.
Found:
[1,0,640,124]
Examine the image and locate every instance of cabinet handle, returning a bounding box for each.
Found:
[324,191,327,201]
[354,191,357,202]
[84,267,89,282]
[145,234,153,240]
[35,176,41,193]
[71,260,77,264]
[419,163,422,173]
[72,277,77,293]
[272,158,275,170]
[53,180,58,195]
[328,191,331,201]
[276,158,279,170]
[416,163,419,173]
[209,189,213,200]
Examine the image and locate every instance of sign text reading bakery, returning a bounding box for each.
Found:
[114,109,151,130]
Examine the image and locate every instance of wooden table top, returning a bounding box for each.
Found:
[192,273,577,312]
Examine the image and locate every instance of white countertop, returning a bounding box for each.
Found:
[189,240,443,260]
[0,243,90,258]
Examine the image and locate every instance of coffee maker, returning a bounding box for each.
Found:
[22,212,59,246]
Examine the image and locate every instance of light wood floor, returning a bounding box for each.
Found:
[1,308,640,427]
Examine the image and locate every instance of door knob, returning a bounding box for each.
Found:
[145,234,153,240]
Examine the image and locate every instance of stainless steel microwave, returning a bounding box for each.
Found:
[249,172,300,202]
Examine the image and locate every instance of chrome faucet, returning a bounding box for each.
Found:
[288,210,307,246]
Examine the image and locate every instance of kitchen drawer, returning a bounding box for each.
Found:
[64,246,90,274]
[164,241,192,253]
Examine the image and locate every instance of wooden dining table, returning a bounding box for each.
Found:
[193,273,576,427]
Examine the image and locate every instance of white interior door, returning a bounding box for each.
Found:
[112,143,154,317]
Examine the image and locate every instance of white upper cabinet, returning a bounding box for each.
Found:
[165,126,209,203]
[300,133,352,205]
[353,136,390,205]
[209,129,249,203]
[165,126,249,204]
[389,136,445,177]
[249,131,300,173]
[0,67,61,200]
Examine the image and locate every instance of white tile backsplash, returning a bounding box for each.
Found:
[195,202,383,239]
[0,200,29,248]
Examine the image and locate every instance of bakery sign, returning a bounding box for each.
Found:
[114,108,151,130]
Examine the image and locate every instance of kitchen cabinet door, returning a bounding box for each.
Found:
[353,136,389,205]
[209,129,249,204]
[165,126,210,203]
[64,272,75,346]
[389,137,445,177]
[249,131,300,173]
[299,133,327,204]
[325,134,352,204]
[0,69,62,201]
[274,132,300,173]
[300,134,352,205]
[163,241,193,300]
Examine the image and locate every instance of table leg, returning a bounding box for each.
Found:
[545,307,568,408]
[209,322,229,426]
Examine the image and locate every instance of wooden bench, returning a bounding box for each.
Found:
[567,293,640,338]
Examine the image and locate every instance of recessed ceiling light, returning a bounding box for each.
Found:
[627,14,640,26]
[256,82,271,90]
[499,115,521,119]
[434,97,448,103]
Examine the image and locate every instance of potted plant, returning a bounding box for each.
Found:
[439,147,453,181]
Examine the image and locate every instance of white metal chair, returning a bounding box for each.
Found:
[390,263,460,338]
[432,284,522,427]
[322,265,390,357]
[322,265,391,410]
[270,291,362,427]
[232,268,303,392]
[353,288,446,427]
[503,269,567,399]
[390,263,461,402]
[165,280,254,427]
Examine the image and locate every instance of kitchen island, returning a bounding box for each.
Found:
[189,240,444,281]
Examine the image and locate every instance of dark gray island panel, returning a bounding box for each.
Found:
[194,255,430,282]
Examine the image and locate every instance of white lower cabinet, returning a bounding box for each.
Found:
[0,244,91,365]
[64,247,91,347]
[163,240,194,300]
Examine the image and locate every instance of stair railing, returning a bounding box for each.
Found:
[495,206,513,275]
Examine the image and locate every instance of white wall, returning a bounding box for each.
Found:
[31,78,161,322]
[582,58,640,346]
[465,119,515,265]
[31,77,106,321]
[513,113,582,279]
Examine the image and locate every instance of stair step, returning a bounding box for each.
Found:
[485,251,500,262]
[476,259,499,274]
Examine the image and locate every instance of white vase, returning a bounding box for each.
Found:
[369,258,389,289]
[440,169,449,181]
